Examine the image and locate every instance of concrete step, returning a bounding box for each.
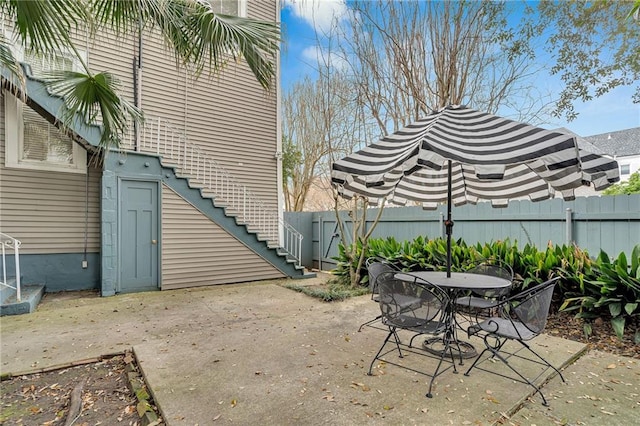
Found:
[1,284,45,316]
[0,278,18,302]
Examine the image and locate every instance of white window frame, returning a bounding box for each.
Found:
[3,37,87,174]
[4,91,87,174]
[210,0,247,17]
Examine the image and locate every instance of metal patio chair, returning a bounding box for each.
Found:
[358,258,402,331]
[463,276,565,406]
[454,258,514,325]
[358,258,423,332]
[367,271,456,398]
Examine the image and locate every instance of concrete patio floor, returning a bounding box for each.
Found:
[1,274,638,425]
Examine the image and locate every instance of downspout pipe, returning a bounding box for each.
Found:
[133,20,143,151]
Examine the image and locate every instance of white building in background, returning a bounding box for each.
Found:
[584,128,640,182]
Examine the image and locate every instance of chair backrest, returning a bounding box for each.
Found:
[466,259,514,297]
[366,259,397,293]
[376,271,449,327]
[510,277,561,335]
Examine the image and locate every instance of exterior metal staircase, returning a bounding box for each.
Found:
[122,116,305,270]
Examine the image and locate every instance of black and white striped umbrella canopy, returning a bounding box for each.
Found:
[331,105,620,208]
[331,105,619,276]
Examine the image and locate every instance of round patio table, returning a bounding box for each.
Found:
[397,271,512,291]
[396,271,512,359]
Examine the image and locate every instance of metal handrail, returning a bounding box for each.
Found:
[0,232,22,301]
[123,116,303,267]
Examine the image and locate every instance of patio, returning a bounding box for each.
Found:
[1,274,637,425]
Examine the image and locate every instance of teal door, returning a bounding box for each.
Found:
[120,180,159,293]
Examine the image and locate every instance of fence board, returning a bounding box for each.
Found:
[286,194,640,270]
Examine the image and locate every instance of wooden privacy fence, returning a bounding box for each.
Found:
[285,194,640,271]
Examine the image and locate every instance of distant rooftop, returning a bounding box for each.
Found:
[555,127,606,155]
[583,127,640,157]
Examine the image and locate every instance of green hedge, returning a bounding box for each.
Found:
[333,237,640,340]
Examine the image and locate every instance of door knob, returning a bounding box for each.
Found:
[151,239,157,244]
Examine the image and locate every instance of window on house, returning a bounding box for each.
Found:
[4,50,87,174]
[210,0,247,17]
[620,164,630,175]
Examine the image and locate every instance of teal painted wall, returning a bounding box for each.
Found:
[3,253,100,292]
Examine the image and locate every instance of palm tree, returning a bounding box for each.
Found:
[0,0,280,152]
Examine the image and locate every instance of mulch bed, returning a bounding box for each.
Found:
[0,352,162,425]
[545,310,640,359]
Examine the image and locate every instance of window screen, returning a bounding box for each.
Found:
[22,51,76,166]
[22,105,74,164]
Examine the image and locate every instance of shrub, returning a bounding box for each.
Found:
[333,235,640,340]
[560,245,640,340]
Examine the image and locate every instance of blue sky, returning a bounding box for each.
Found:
[280,1,640,137]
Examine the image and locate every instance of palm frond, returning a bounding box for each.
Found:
[2,0,90,56]
[41,70,143,152]
[164,0,280,89]
[187,11,280,89]
[89,0,280,88]
[2,0,279,155]
[0,35,26,97]
[89,0,162,34]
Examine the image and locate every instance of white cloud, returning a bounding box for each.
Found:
[300,46,321,63]
[283,0,348,33]
[301,46,349,71]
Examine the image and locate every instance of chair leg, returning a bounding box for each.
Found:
[425,333,457,398]
[488,344,550,406]
[463,346,491,376]
[465,337,562,406]
[368,328,403,375]
[392,329,403,358]
[518,340,566,383]
[358,314,382,332]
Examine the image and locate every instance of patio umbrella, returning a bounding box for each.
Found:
[331,105,620,277]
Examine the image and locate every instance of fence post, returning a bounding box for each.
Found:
[318,215,323,271]
[439,212,445,239]
[565,208,573,245]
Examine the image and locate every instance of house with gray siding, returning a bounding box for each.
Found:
[1,1,307,303]
[584,127,640,182]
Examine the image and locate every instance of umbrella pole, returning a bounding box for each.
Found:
[446,160,453,278]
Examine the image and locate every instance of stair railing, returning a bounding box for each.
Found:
[0,232,21,302]
[125,116,303,267]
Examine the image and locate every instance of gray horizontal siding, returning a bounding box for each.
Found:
[177,69,277,204]
[0,94,101,254]
[133,1,279,207]
[138,31,188,128]
[78,1,279,206]
[248,0,277,21]
[85,28,136,104]
[161,185,284,289]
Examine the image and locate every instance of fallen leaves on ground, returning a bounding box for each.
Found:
[0,354,162,425]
